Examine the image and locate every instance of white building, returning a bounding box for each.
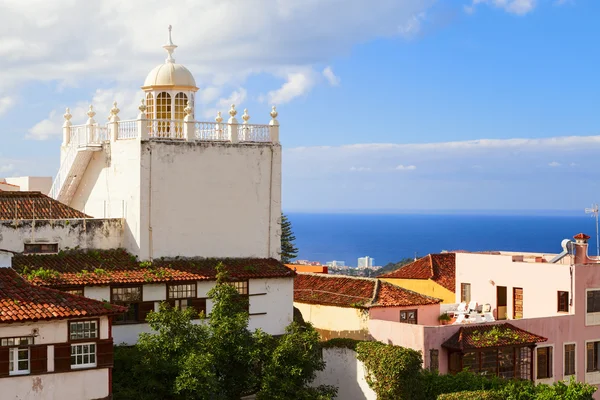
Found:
[326,260,345,267]
[0,26,293,348]
[0,251,124,400]
[357,256,374,268]
[0,177,52,194]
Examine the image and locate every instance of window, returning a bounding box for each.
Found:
[1,336,33,376]
[146,93,154,120]
[455,347,533,380]
[111,286,142,324]
[461,283,471,303]
[587,341,600,372]
[429,349,439,372]
[587,290,600,313]
[23,243,58,254]
[69,320,98,341]
[536,346,552,379]
[231,281,249,295]
[63,287,84,296]
[167,283,198,311]
[564,344,576,376]
[400,309,418,324]
[71,343,96,369]
[558,291,569,313]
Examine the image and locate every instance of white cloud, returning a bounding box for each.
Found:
[267,71,316,104]
[466,0,536,15]
[396,164,417,170]
[0,163,15,173]
[0,96,15,115]
[548,161,561,167]
[322,67,340,86]
[399,12,427,37]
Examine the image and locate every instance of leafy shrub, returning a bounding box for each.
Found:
[437,390,503,400]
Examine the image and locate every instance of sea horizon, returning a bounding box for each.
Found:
[286,211,598,268]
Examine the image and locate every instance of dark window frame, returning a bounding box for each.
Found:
[448,346,534,381]
[400,309,418,325]
[23,243,58,254]
[558,291,569,313]
[167,282,197,300]
[536,346,553,379]
[461,283,471,303]
[62,286,85,297]
[587,341,600,372]
[587,290,600,313]
[111,285,144,324]
[564,343,576,376]
[68,319,100,343]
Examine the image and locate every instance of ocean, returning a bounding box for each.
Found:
[287,212,598,267]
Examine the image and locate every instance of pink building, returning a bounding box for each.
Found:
[368,233,600,396]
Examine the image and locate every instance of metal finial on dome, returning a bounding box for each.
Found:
[242,109,250,123]
[229,104,237,118]
[163,25,178,63]
[63,107,72,122]
[270,106,278,119]
[215,111,223,124]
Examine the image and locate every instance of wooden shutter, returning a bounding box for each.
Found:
[0,347,9,377]
[96,339,114,368]
[54,343,72,372]
[189,298,207,317]
[138,301,156,322]
[30,345,48,374]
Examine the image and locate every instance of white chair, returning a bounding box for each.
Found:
[453,314,466,324]
[468,300,478,313]
[482,303,495,322]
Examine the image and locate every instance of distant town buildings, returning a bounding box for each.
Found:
[357,256,375,268]
[326,260,345,267]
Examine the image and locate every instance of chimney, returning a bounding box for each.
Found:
[573,233,591,264]
[0,250,13,268]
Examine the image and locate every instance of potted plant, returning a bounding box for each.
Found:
[438,313,452,325]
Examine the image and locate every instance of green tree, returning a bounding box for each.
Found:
[281,213,298,263]
[114,262,334,400]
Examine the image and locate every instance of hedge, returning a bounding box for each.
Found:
[437,390,503,400]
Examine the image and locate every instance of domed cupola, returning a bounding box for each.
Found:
[142,26,198,122]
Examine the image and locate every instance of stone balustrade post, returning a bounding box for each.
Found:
[269,106,280,143]
[62,108,72,146]
[228,104,239,143]
[137,99,148,140]
[86,105,96,144]
[241,108,250,142]
[183,101,195,141]
[109,101,120,142]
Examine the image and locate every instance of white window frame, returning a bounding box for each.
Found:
[69,320,98,341]
[535,344,555,384]
[70,342,97,369]
[9,347,30,376]
[563,342,577,378]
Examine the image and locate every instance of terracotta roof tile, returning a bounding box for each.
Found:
[294,273,441,308]
[0,191,90,220]
[12,249,294,287]
[442,323,547,351]
[0,268,126,323]
[379,253,456,292]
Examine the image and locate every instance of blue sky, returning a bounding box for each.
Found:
[0,0,599,212]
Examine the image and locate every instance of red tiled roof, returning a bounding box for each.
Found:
[574,233,591,240]
[442,323,547,351]
[0,191,90,220]
[294,273,441,309]
[12,249,295,287]
[0,268,126,323]
[378,253,456,292]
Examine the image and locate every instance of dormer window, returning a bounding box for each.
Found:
[23,243,58,254]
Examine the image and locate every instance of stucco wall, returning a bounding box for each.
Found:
[312,347,376,400]
[381,278,455,304]
[1,318,111,344]
[455,253,572,319]
[4,176,53,194]
[295,303,371,340]
[0,219,124,253]
[369,304,441,326]
[70,140,142,257]
[140,141,281,260]
[0,368,109,400]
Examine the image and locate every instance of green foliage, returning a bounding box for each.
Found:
[495,378,596,400]
[355,341,423,400]
[113,262,333,400]
[470,326,522,347]
[22,266,60,282]
[376,257,414,276]
[437,390,503,400]
[438,313,452,322]
[280,213,298,264]
[421,370,506,399]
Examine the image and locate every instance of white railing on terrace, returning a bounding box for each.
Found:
[238,124,271,142]
[117,120,138,139]
[50,126,83,199]
[147,119,184,140]
[195,122,228,141]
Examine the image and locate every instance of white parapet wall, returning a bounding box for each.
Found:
[0,368,110,400]
[312,347,376,400]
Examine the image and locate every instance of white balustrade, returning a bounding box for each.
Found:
[239,124,271,142]
[195,122,228,141]
[117,120,138,139]
[147,119,184,139]
[95,126,109,142]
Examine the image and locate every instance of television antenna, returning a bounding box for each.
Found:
[585,204,599,257]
